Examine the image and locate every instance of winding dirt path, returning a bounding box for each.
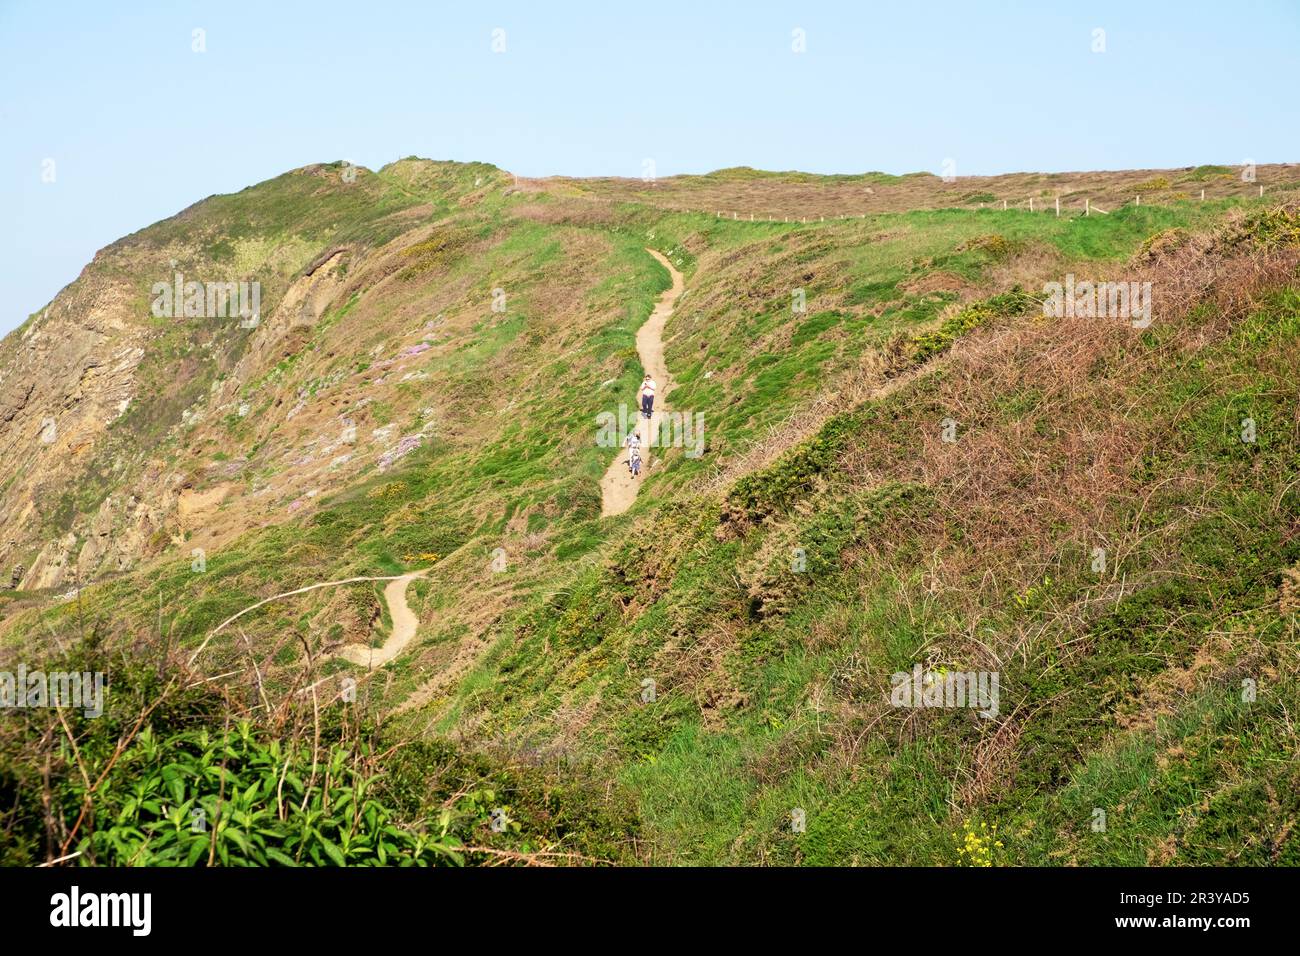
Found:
[600,249,685,516]
[189,569,430,668]
[333,571,425,667]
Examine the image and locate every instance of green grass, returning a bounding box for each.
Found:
[5,160,1297,866]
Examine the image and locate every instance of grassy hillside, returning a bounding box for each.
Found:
[2,161,1297,865]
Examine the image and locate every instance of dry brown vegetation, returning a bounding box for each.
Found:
[525,163,1300,220]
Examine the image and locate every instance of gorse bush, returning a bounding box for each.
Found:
[910,287,1039,364]
[739,482,927,618]
[398,226,480,280]
[722,413,861,530]
[720,287,1036,531]
[1241,204,1300,247]
[1132,176,1172,192]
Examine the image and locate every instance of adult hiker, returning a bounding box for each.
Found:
[625,428,643,475]
[639,374,656,420]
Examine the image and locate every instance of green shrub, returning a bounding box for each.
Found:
[910,287,1038,364]
[740,483,927,618]
[76,723,470,866]
[723,412,861,529]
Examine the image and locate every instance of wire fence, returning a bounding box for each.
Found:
[512,173,1276,226]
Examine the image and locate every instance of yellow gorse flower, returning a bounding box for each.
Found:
[954,820,1003,867]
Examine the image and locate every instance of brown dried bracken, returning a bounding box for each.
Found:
[1281,566,1300,617]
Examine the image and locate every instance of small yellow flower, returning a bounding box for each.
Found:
[954,819,1002,867]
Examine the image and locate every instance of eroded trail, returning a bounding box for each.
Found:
[333,571,426,667]
[600,249,685,516]
[191,569,429,670]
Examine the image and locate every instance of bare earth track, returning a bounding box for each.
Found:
[600,249,685,517]
[333,571,427,667]
[191,570,430,669]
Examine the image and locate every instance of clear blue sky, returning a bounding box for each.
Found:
[2,0,1297,335]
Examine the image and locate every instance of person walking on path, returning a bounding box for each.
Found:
[599,249,683,518]
[639,374,656,420]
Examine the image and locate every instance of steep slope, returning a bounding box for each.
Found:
[2,161,1298,866]
[0,159,503,592]
[423,205,1300,864]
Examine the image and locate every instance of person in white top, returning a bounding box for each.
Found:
[639,375,656,420]
[625,425,643,473]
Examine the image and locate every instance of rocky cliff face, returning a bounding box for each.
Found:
[0,253,356,591]
[0,266,154,590]
[0,159,507,593]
